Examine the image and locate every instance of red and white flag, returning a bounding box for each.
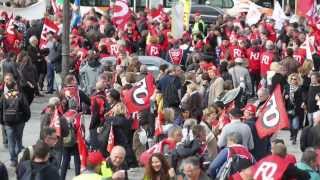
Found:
[50,108,61,137]
[255,85,290,138]
[107,125,115,153]
[122,73,155,113]
[6,13,15,35]
[112,0,131,29]
[75,113,88,170]
[154,112,163,136]
[51,0,62,14]
[39,18,59,49]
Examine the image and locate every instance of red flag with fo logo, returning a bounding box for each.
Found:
[122,73,155,113]
[255,85,290,138]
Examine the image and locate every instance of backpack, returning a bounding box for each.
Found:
[216,148,253,180]
[62,112,77,147]
[3,92,20,125]
[19,161,49,180]
[18,146,34,165]
[163,78,180,108]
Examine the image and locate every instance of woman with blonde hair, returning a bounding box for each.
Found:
[284,73,304,144]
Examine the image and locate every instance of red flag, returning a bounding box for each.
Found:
[122,73,155,113]
[51,0,62,14]
[40,18,59,49]
[50,108,61,137]
[74,113,88,170]
[297,0,316,17]
[255,85,290,138]
[107,125,115,153]
[112,0,131,29]
[154,112,163,136]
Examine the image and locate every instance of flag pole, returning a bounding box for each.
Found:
[295,0,298,15]
[62,0,70,80]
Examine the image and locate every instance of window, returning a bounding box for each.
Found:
[206,0,233,8]
[164,0,200,8]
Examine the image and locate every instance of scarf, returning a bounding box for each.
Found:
[289,84,299,103]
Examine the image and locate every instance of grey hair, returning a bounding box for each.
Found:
[29,35,38,45]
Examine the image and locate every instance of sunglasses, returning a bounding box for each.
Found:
[291,78,297,80]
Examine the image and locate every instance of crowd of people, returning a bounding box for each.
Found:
[1,1,320,180]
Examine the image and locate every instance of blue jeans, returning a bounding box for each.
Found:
[308,113,314,126]
[4,123,25,162]
[60,145,80,180]
[47,62,55,92]
[291,116,300,130]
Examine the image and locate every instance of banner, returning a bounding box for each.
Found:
[272,1,288,30]
[122,73,155,113]
[255,85,289,138]
[75,113,88,170]
[296,0,316,17]
[112,0,131,29]
[0,0,46,20]
[180,0,191,30]
[40,18,59,49]
[107,125,115,153]
[171,2,184,39]
[246,2,262,26]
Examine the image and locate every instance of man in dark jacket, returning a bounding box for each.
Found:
[0,161,8,180]
[3,52,19,81]
[18,127,61,169]
[243,104,270,160]
[0,73,30,167]
[17,141,60,180]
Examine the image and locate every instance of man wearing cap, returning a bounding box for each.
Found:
[243,104,270,161]
[228,57,253,96]
[73,151,104,180]
[217,108,254,150]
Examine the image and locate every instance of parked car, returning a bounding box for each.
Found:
[99,56,172,77]
[190,4,224,24]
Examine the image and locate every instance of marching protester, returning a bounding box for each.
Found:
[1,0,320,179]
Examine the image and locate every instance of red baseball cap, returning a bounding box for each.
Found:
[243,104,256,114]
[87,151,105,165]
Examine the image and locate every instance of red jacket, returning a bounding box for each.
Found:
[246,47,262,73]
[145,44,161,56]
[252,155,290,180]
[260,50,275,77]
[293,48,306,65]
[230,45,245,61]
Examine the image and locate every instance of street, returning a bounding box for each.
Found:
[0,95,302,180]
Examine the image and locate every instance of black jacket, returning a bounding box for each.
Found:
[284,86,304,120]
[245,118,270,161]
[270,73,287,93]
[0,90,31,125]
[0,161,8,180]
[3,58,19,80]
[17,161,60,180]
[307,85,320,113]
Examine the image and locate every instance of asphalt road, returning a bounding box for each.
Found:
[0,95,302,180]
